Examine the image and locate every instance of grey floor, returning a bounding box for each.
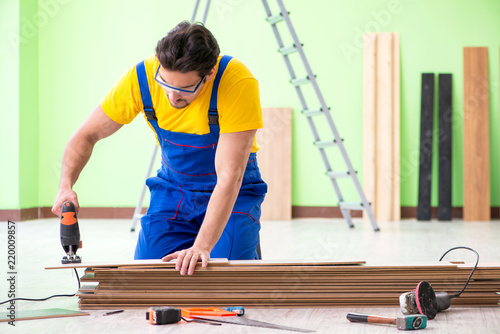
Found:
[1,217,499,333]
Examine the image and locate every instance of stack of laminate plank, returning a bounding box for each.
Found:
[46,260,500,310]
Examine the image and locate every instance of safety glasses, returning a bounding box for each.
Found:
[154,65,205,97]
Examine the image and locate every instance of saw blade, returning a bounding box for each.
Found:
[191,315,315,333]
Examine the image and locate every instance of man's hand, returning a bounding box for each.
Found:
[52,189,79,216]
[161,246,210,275]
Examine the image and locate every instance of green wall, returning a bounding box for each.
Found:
[19,0,39,209]
[0,1,20,210]
[2,0,500,212]
[0,0,38,211]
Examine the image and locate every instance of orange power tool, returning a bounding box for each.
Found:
[60,201,82,264]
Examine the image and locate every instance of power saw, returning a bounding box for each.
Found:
[60,201,82,264]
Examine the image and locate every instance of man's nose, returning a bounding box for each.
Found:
[168,90,181,99]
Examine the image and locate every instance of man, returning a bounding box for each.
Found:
[52,21,267,275]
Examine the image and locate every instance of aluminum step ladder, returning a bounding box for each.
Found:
[262,0,379,231]
[131,0,380,232]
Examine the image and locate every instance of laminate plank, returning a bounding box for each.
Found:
[363,33,377,219]
[257,107,292,220]
[0,308,89,322]
[47,259,365,270]
[76,260,500,310]
[363,33,400,221]
[375,32,394,221]
[463,47,490,221]
[392,33,401,221]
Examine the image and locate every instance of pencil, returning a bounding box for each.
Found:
[103,310,124,316]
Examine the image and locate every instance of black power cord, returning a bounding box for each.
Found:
[439,246,480,298]
[0,268,81,305]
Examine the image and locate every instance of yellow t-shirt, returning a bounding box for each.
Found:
[101,55,263,152]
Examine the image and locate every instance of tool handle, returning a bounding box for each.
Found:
[60,201,80,248]
[223,306,245,316]
[347,313,396,326]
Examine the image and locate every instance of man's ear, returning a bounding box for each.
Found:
[206,67,216,81]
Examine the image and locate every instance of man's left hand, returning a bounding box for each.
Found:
[161,246,210,275]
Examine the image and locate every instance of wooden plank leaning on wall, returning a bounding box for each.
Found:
[257,108,292,220]
[463,47,490,221]
[363,33,400,222]
[417,73,435,221]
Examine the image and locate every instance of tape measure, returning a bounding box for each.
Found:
[146,306,181,325]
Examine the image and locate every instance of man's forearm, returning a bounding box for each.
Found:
[52,105,123,216]
[59,132,96,190]
[193,172,243,252]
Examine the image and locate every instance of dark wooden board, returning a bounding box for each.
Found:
[438,74,453,220]
[417,73,435,220]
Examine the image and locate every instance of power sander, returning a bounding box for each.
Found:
[399,247,479,320]
[399,280,451,320]
[60,201,82,264]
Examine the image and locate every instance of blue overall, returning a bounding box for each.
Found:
[133,56,267,260]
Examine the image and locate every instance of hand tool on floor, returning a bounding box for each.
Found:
[181,307,237,318]
[183,307,314,333]
[146,306,226,326]
[190,315,315,333]
[347,312,427,330]
[103,310,124,316]
[223,306,245,316]
[146,306,181,325]
[60,201,82,264]
[181,317,222,326]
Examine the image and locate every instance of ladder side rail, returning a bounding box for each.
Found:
[202,0,211,24]
[318,109,378,229]
[130,144,159,231]
[191,0,210,24]
[191,0,201,23]
[262,0,273,17]
[340,208,354,228]
[277,1,329,109]
[285,59,348,205]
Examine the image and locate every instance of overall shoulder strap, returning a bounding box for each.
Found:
[136,60,157,121]
[208,55,233,125]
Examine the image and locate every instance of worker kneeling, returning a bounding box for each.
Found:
[52,21,267,276]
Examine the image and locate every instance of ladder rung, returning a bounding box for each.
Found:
[327,171,351,179]
[314,140,339,148]
[266,12,287,25]
[339,202,366,210]
[279,44,302,56]
[290,76,314,86]
[302,107,330,117]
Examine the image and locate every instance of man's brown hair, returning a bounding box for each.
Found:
[156,21,220,77]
